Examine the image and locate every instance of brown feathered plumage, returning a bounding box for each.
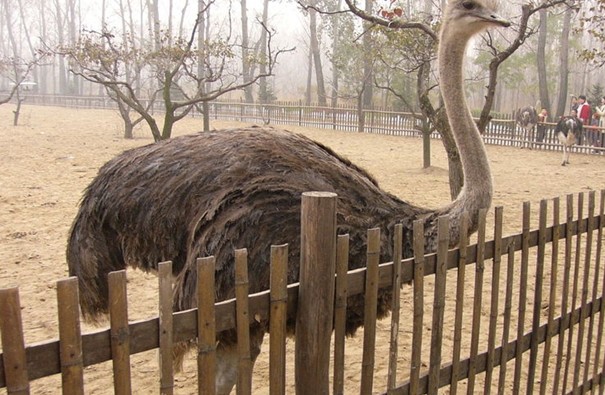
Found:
[67,126,423,333]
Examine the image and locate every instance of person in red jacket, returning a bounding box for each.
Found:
[577,95,592,125]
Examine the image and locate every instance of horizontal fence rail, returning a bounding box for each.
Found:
[1,190,605,394]
[19,94,605,155]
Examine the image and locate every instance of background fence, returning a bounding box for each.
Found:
[20,94,605,155]
[1,190,604,394]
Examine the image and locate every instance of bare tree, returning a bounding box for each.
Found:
[0,56,42,118]
[54,8,289,141]
[1,1,45,125]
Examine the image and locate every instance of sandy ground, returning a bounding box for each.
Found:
[1,104,605,394]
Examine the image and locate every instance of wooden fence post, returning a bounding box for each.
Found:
[0,287,29,395]
[295,191,337,395]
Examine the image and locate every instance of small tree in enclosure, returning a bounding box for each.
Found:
[54,9,288,141]
[0,56,45,125]
[0,56,37,105]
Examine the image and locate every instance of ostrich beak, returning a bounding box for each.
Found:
[483,12,511,28]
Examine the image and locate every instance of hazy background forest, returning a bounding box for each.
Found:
[1,0,605,126]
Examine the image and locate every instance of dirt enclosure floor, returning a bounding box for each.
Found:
[1,104,605,394]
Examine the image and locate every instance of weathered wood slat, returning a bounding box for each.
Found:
[513,202,531,394]
[0,287,30,395]
[108,270,131,395]
[158,262,174,395]
[498,242,516,395]
[449,213,468,395]
[387,224,403,393]
[580,192,597,393]
[427,217,449,395]
[556,194,576,394]
[527,200,548,393]
[269,244,288,395]
[566,193,585,393]
[333,235,349,395]
[539,197,560,395]
[197,257,216,395]
[295,192,337,394]
[409,220,425,395]
[467,209,487,393]
[592,190,605,390]
[360,228,381,395]
[484,206,503,394]
[235,249,252,395]
[56,277,84,395]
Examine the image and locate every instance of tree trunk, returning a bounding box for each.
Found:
[67,0,79,94]
[555,3,573,118]
[305,47,312,106]
[357,90,364,133]
[309,1,326,106]
[17,0,38,88]
[150,0,161,51]
[167,0,173,44]
[112,94,135,139]
[54,0,68,94]
[330,0,342,108]
[417,62,431,169]
[13,92,23,126]
[38,1,48,94]
[361,0,373,108]
[198,0,210,131]
[537,8,550,113]
[240,0,253,103]
[258,0,270,103]
[178,1,189,37]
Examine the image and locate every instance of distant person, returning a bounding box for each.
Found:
[595,96,605,127]
[569,109,584,145]
[590,112,601,147]
[571,95,579,112]
[536,108,548,144]
[592,96,605,149]
[577,95,591,125]
[576,95,591,145]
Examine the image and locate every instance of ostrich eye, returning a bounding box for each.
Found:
[462,1,476,10]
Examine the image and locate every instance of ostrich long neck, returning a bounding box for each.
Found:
[437,25,493,233]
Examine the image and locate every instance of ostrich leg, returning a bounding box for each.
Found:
[215,329,265,394]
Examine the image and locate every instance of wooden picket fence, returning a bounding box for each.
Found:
[1,190,605,394]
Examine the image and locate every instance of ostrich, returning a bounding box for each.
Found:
[66,1,509,393]
[514,105,539,148]
[515,106,539,130]
[555,115,583,166]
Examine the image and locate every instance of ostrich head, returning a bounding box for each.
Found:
[443,0,510,38]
